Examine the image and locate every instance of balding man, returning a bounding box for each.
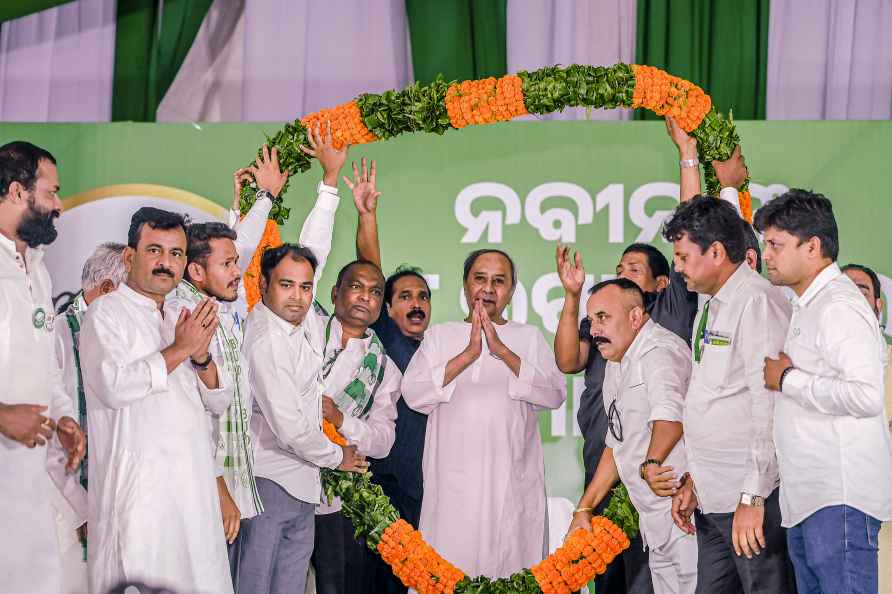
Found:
[567,278,697,594]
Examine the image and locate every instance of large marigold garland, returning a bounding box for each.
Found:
[239,62,749,225]
[239,62,751,590]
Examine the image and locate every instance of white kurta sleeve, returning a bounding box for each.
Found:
[506,326,566,410]
[246,333,343,469]
[80,303,168,409]
[233,197,273,274]
[402,325,462,414]
[737,293,786,498]
[339,359,400,459]
[783,302,886,418]
[641,343,690,425]
[297,189,340,288]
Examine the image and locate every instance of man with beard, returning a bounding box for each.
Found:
[164,144,291,567]
[79,207,233,594]
[0,141,86,594]
[572,279,697,594]
[347,157,431,593]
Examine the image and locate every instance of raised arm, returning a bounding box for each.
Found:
[554,245,590,373]
[666,116,701,203]
[232,144,289,273]
[345,158,382,268]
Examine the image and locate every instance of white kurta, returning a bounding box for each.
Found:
[0,234,76,594]
[402,320,566,579]
[79,283,234,594]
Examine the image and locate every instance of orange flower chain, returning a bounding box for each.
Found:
[445,74,528,129]
[531,516,630,594]
[631,64,712,132]
[301,100,378,150]
[377,519,465,593]
[244,218,282,310]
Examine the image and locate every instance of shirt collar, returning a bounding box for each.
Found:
[118,282,164,312]
[620,318,655,370]
[0,230,44,267]
[793,262,841,308]
[72,292,88,313]
[326,315,372,351]
[711,263,750,305]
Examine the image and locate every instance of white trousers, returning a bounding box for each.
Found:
[648,524,698,594]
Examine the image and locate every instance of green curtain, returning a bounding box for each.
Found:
[635,0,769,120]
[405,0,507,85]
[0,0,74,23]
[112,0,213,122]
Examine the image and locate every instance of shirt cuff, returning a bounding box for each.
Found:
[719,187,742,216]
[339,415,361,442]
[781,368,810,405]
[147,352,169,394]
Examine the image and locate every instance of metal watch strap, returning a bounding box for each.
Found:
[739,493,765,507]
[639,458,662,480]
[680,158,699,169]
[779,365,795,392]
[191,352,213,370]
[256,189,274,202]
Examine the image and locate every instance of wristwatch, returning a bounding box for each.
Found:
[739,493,765,507]
[256,189,274,202]
[191,352,213,371]
[680,158,699,169]
[639,459,662,480]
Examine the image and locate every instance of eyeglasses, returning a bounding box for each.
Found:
[607,400,623,443]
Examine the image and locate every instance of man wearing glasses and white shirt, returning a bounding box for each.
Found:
[758,190,892,594]
[567,277,697,594]
[663,197,795,594]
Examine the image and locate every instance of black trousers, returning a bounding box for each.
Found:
[365,474,423,594]
[694,488,797,594]
[593,493,655,594]
[312,511,370,594]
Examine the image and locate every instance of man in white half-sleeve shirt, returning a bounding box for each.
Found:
[0,140,86,594]
[663,197,796,594]
[757,190,892,594]
[567,278,697,594]
[79,207,233,594]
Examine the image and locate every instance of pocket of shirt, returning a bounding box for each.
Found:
[699,343,733,390]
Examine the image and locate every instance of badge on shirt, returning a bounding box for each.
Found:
[32,306,55,331]
[704,328,732,346]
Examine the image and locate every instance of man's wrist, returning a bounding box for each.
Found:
[679,148,698,161]
[322,172,339,188]
[779,365,795,392]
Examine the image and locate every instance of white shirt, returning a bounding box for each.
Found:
[777,263,892,526]
[685,263,791,513]
[245,300,343,504]
[0,232,76,594]
[79,283,233,594]
[604,319,691,549]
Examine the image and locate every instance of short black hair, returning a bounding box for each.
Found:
[662,196,746,264]
[260,243,318,284]
[589,277,647,308]
[622,243,670,280]
[385,264,431,305]
[0,141,57,198]
[187,222,237,268]
[753,189,839,261]
[742,222,762,274]
[462,249,517,287]
[127,207,189,249]
[335,259,384,288]
[842,263,882,301]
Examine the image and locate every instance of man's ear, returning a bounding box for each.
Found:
[122,246,135,272]
[186,261,204,284]
[99,279,116,296]
[259,275,268,294]
[331,285,338,304]
[629,305,646,330]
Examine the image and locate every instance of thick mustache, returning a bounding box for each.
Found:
[152,268,174,277]
[407,309,426,320]
[592,336,611,345]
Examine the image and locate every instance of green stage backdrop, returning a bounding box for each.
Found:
[3,120,890,504]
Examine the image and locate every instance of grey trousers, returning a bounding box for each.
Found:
[233,477,316,594]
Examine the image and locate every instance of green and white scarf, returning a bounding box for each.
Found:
[321,314,387,420]
[174,281,263,516]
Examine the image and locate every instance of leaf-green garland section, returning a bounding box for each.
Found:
[240,63,743,224]
[322,468,639,593]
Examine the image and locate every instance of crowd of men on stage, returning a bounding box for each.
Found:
[1,115,890,594]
